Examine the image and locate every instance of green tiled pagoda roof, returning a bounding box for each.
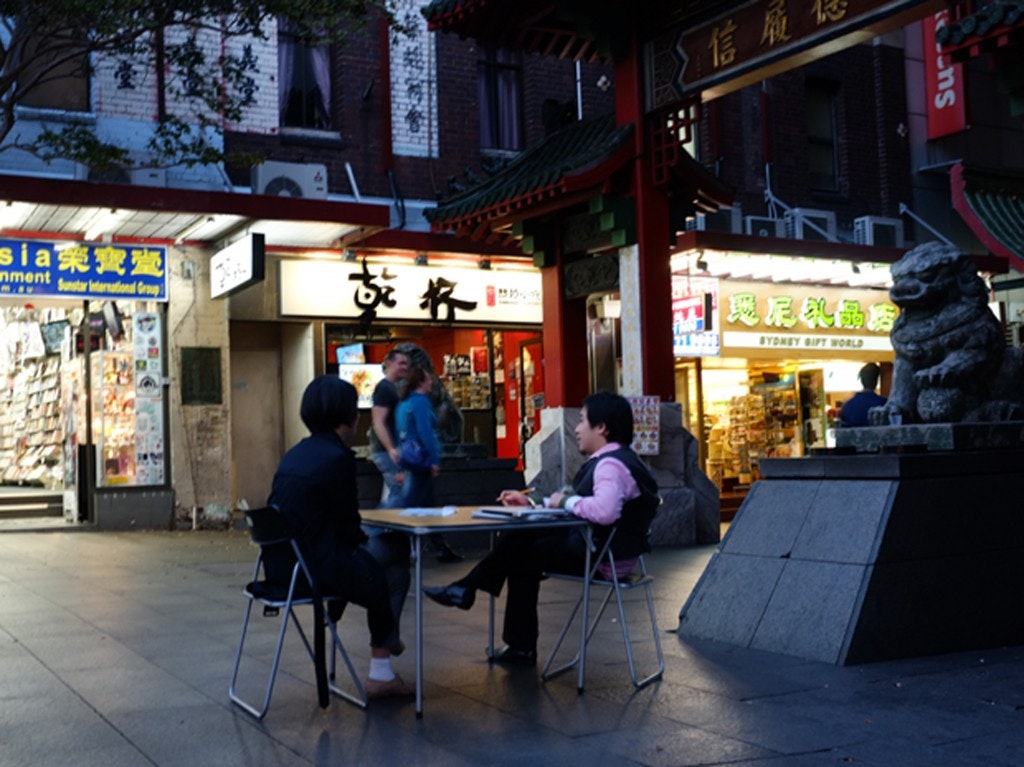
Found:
[951,163,1024,272]
[425,114,635,235]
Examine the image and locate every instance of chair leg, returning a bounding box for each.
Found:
[541,587,615,682]
[614,579,664,689]
[229,598,294,720]
[326,620,367,708]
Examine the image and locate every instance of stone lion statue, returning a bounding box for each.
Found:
[870,242,1024,424]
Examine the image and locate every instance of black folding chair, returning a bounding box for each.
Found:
[541,529,665,690]
[229,505,367,719]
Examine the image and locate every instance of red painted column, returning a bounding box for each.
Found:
[616,40,676,401]
[540,259,588,409]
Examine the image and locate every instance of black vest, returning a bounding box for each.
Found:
[572,447,660,560]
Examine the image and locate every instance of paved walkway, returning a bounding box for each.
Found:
[1,528,1023,766]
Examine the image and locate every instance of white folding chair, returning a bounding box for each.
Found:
[542,531,665,690]
[229,506,367,719]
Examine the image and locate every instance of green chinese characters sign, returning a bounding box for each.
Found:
[0,238,167,301]
[720,280,897,357]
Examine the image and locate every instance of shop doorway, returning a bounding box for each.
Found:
[228,322,285,509]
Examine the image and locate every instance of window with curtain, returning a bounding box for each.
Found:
[478,47,523,151]
[19,34,89,112]
[806,82,839,191]
[278,18,331,130]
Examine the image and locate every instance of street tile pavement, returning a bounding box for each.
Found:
[1,528,1022,766]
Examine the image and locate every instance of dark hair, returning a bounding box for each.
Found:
[858,363,881,391]
[383,348,408,366]
[300,375,358,433]
[582,391,634,445]
[402,365,430,399]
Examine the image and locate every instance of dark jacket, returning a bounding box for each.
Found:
[572,447,660,560]
[266,431,367,583]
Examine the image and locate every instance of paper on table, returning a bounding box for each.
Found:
[398,506,458,517]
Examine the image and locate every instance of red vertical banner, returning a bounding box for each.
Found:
[922,12,966,140]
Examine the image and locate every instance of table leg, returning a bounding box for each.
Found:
[414,534,423,718]
[578,528,591,694]
[487,530,495,657]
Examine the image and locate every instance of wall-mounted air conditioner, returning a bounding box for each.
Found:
[853,215,904,248]
[251,161,328,199]
[684,214,707,231]
[685,205,742,234]
[744,215,784,237]
[784,208,837,241]
[130,167,167,187]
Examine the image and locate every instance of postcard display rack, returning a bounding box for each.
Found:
[0,355,64,487]
[89,312,166,487]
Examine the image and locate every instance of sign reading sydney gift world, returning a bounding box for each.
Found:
[0,238,167,300]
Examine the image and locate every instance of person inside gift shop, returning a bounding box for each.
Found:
[422,391,660,667]
[839,362,887,428]
[267,376,413,700]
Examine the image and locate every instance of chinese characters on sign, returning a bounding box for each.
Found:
[646,0,907,109]
[726,291,895,333]
[720,281,897,353]
[280,259,543,324]
[0,239,167,301]
[629,396,661,456]
[390,0,438,157]
[349,258,398,327]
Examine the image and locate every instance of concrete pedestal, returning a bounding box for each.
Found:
[678,448,1024,664]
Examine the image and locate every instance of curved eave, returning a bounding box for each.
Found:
[951,162,1024,273]
[428,136,635,239]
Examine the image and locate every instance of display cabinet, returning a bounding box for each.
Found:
[91,351,136,485]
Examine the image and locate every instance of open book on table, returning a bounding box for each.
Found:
[472,506,575,520]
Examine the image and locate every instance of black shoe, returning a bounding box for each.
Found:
[433,539,464,563]
[489,645,537,667]
[423,584,476,610]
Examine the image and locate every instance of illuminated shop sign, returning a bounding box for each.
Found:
[279,258,542,324]
[673,275,720,357]
[720,280,896,354]
[0,238,167,301]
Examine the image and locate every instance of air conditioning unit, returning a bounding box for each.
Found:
[853,215,904,248]
[73,163,130,184]
[784,208,837,241]
[684,206,741,233]
[130,167,167,187]
[251,161,328,199]
[684,214,707,231]
[744,215,784,237]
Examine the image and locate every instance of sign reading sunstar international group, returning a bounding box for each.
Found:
[0,238,168,301]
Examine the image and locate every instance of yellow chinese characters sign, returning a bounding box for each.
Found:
[719,281,896,359]
[0,238,167,300]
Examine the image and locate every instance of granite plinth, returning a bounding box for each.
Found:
[678,449,1024,665]
[833,421,1024,452]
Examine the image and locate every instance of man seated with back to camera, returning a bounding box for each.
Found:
[422,391,660,666]
[267,375,413,700]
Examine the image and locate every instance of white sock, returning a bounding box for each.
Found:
[368,657,395,682]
